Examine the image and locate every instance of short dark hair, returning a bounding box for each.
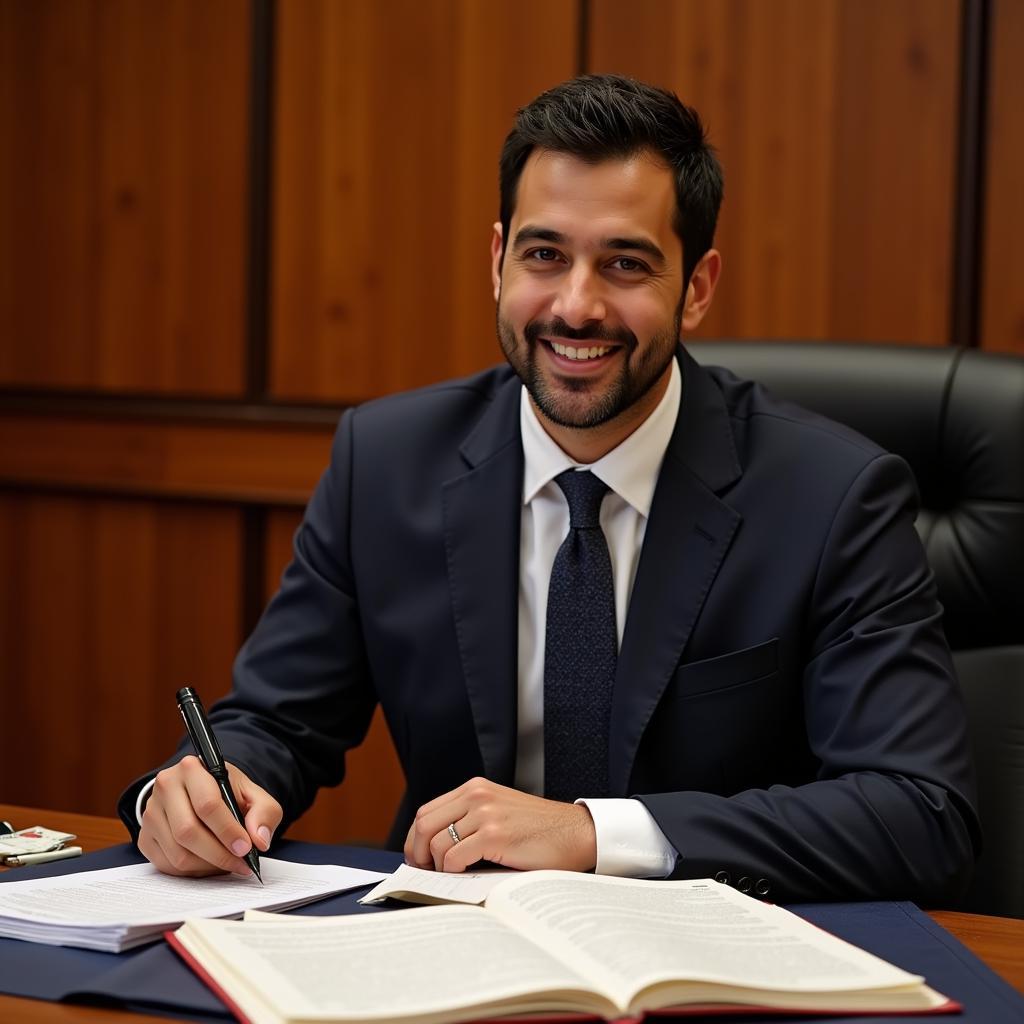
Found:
[498,74,723,285]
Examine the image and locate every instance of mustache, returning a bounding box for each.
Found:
[523,318,637,349]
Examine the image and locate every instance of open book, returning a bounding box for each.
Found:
[169,871,957,1023]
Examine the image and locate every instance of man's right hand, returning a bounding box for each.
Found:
[138,756,283,877]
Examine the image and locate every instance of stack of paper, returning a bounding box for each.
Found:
[0,857,385,952]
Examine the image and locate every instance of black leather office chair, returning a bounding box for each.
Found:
[688,342,1024,918]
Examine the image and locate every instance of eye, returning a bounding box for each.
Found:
[609,256,648,273]
[526,247,562,263]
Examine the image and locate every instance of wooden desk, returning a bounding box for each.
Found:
[2,802,1023,1022]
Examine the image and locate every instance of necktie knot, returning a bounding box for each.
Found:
[555,469,609,530]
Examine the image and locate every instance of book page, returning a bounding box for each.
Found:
[359,863,519,905]
[486,873,922,1010]
[179,906,616,1023]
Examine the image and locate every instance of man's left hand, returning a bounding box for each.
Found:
[404,778,598,873]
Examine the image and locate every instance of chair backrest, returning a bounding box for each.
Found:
[687,341,1024,917]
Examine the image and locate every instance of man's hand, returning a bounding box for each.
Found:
[404,778,597,873]
[138,756,283,878]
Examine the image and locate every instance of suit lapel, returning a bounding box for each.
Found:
[609,349,743,795]
[442,376,523,786]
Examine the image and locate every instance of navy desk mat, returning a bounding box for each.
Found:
[2,842,1024,1023]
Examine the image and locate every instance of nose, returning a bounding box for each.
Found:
[550,265,607,327]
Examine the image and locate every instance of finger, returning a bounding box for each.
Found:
[230,766,283,852]
[439,816,477,873]
[411,799,467,869]
[426,816,470,872]
[419,802,471,868]
[161,758,253,875]
[140,790,230,877]
[407,778,500,869]
[403,823,429,869]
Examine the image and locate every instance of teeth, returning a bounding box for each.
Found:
[551,341,611,360]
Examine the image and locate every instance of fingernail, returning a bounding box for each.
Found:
[257,826,272,849]
[231,839,250,856]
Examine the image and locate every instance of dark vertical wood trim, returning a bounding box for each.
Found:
[950,0,991,348]
[576,0,591,76]
[241,506,268,641]
[246,0,275,396]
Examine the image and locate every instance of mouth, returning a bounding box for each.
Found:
[542,339,622,371]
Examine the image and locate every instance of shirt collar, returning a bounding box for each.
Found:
[520,356,681,518]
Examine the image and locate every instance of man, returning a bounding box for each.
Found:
[120,75,979,903]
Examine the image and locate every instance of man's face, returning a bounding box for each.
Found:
[492,150,686,435]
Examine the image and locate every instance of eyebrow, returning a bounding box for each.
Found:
[512,225,667,266]
[512,226,567,248]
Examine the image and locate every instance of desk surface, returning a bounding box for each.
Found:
[2,802,1023,1023]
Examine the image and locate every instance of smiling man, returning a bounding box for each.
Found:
[121,75,979,904]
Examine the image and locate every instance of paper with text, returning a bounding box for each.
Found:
[359,863,519,905]
[0,856,385,951]
[487,874,926,1012]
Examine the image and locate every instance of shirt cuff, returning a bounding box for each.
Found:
[577,798,678,878]
[135,776,157,826]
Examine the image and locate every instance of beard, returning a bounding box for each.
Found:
[497,307,683,430]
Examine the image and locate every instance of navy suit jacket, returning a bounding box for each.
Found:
[119,348,979,903]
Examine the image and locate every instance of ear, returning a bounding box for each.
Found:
[680,248,722,334]
[490,222,504,302]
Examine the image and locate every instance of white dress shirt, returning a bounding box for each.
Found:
[515,358,681,878]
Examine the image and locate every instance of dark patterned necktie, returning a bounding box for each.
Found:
[544,469,616,801]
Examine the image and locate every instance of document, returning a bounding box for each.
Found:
[170,871,957,1023]
[0,857,385,952]
[359,862,518,905]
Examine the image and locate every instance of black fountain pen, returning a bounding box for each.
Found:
[176,687,263,884]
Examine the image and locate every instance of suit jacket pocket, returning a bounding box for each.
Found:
[676,637,779,698]
[637,637,796,795]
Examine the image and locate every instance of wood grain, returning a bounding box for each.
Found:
[929,909,1024,994]
[0,412,333,505]
[588,0,960,345]
[0,0,249,393]
[269,0,578,402]
[263,509,406,847]
[979,0,1024,353]
[0,496,242,815]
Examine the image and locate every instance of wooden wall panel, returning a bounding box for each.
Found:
[0,494,242,814]
[980,0,1024,353]
[588,0,961,345]
[263,510,405,847]
[270,0,578,403]
[0,0,250,394]
[0,411,334,506]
